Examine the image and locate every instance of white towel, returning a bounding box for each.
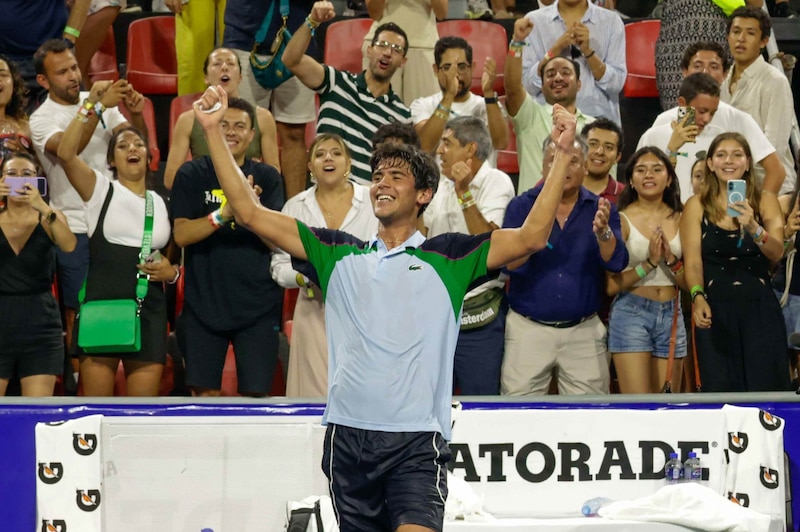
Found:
[598,483,772,531]
[445,473,497,522]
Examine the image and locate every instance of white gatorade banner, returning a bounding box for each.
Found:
[449,408,728,516]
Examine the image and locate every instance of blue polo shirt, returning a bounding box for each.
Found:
[502,184,627,321]
[293,222,493,440]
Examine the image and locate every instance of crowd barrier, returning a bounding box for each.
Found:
[2,394,799,531]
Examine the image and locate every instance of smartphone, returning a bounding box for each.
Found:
[5,176,47,197]
[677,106,696,127]
[727,179,746,217]
[145,250,162,264]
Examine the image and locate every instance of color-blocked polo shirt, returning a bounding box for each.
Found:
[294,222,493,439]
[315,67,411,187]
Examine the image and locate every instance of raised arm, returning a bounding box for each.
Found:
[364,0,387,19]
[256,106,281,171]
[55,97,99,202]
[505,17,533,118]
[431,0,448,20]
[485,105,573,270]
[282,1,336,91]
[482,57,508,150]
[192,86,307,260]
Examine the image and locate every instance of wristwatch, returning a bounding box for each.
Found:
[44,210,57,225]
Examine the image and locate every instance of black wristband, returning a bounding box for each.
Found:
[484,96,498,105]
[646,257,658,269]
[691,291,706,301]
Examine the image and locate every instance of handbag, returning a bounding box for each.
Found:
[460,287,504,331]
[77,192,154,354]
[250,0,294,90]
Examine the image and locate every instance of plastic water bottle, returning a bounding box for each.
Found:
[581,497,612,517]
[684,452,702,482]
[665,452,683,484]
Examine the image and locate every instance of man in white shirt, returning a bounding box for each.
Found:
[638,73,784,203]
[721,6,796,195]
[30,38,146,346]
[410,36,508,166]
[424,115,515,395]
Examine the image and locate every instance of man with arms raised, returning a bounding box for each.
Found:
[282,1,410,186]
[193,84,575,532]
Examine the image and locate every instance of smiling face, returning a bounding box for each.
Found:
[370,158,430,223]
[38,50,81,105]
[630,152,671,200]
[585,127,620,179]
[728,16,768,66]
[110,129,148,180]
[204,48,242,94]
[542,58,580,106]
[220,107,254,161]
[708,138,750,183]
[0,60,15,108]
[691,159,705,195]
[308,137,351,188]
[434,47,473,100]
[367,31,407,83]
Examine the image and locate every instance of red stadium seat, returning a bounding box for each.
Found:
[623,20,660,98]
[497,97,518,175]
[119,97,161,171]
[436,20,507,96]
[169,93,199,146]
[87,25,119,84]
[323,18,374,74]
[126,16,177,95]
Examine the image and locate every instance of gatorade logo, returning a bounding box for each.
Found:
[76,489,102,512]
[41,520,67,532]
[759,467,780,489]
[38,462,64,485]
[728,432,749,454]
[758,411,782,431]
[72,433,98,456]
[728,492,750,507]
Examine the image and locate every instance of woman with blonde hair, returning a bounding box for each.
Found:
[681,132,791,391]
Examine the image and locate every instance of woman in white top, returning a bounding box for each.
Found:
[607,147,687,393]
[270,134,378,397]
[58,89,176,397]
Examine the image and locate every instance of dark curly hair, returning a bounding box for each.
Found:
[0,55,28,120]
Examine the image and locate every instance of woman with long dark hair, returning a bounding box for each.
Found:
[607,147,687,393]
[681,132,791,391]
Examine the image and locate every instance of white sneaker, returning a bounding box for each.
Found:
[466,0,493,20]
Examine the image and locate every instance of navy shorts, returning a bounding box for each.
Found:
[322,424,451,532]
[56,233,89,310]
[181,303,280,394]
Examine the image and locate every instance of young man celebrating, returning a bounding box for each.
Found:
[192,84,576,532]
[580,117,624,203]
[171,97,284,398]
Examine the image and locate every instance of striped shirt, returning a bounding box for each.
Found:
[521,1,626,125]
[315,66,411,185]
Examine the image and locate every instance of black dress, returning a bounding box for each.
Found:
[77,186,167,362]
[695,217,792,392]
[0,222,63,378]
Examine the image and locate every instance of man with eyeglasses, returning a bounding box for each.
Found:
[171,98,285,399]
[410,36,508,167]
[282,1,411,186]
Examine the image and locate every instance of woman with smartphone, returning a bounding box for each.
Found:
[0,152,76,396]
[681,132,791,392]
[57,98,176,397]
[606,147,687,393]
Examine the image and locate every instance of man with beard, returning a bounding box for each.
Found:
[506,17,594,194]
[282,1,410,186]
[410,36,508,166]
[29,38,146,353]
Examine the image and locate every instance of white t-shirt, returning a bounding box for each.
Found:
[30,91,128,233]
[86,175,170,250]
[639,102,777,203]
[410,91,499,168]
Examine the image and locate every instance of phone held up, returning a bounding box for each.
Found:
[5,176,47,197]
[677,106,696,127]
[727,179,746,218]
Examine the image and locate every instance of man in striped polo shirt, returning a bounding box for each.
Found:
[283,1,411,186]
[193,85,576,532]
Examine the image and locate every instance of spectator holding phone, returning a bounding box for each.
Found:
[57,98,174,396]
[0,152,76,396]
[681,132,791,392]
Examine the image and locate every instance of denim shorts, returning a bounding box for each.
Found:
[608,291,687,359]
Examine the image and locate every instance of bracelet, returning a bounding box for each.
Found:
[508,45,524,59]
[669,259,684,273]
[583,49,596,59]
[305,15,320,29]
[63,25,81,39]
[208,209,223,229]
[646,257,658,269]
[689,284,704,300]
[635,264,647,279]
[460,199,476,210]
[94,101,107,129]
[74,108,90,123]
[596,227,613,242]
[167,266,181,285]
[484,96,498,105]
[82,99,95,111]
[756,231,770,247]
[671,264,685,277]
[436,103,451,114]
[510,40,527,47]
[458,190,473,204]
[544,49,555,62]
[692,291,706,301]
[665,256,678,268]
